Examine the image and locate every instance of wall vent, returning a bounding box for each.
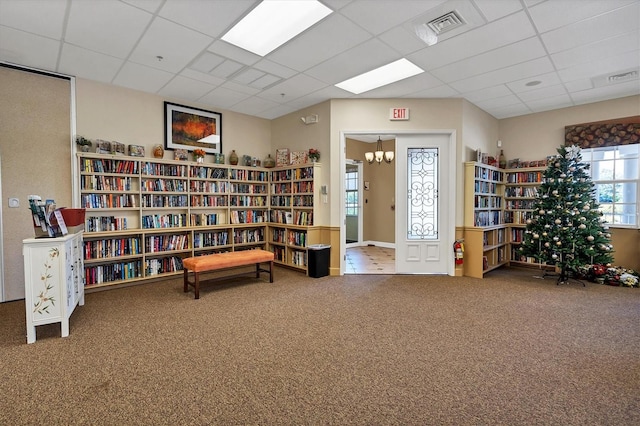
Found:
[427,11,466,35]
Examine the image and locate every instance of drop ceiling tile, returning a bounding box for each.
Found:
[377,26,429,57]
[409,84,460,98]
[564,79,593,93]
[305,38,400,84]
[179,68,225,87]
[198,86,252,109]
[430,37,546,83]
[450,57,554,93]
[528,0,636,33]
[474,0,522,22]
[113,62,174,93]
[484,103,532,119]
[157,75,216,101]
[461,85,513,102]
[570,79,640,104]
[284,85,353,110]
[506,71,562,93]
[0,26,60,71]
[250,74,281,90]
[540,3,639,54]
[230,96,281,116]
[58,44,123,83]
[260,73,328,102]
[220,81,261,96]
[516,84,569,102]
[256,104,303,120]
[408,12,536,71]
[210,60,244,79]
[0,0,66,39]
[189,52,225,74]
[339,0,442,35]
[525,94,574,112]
[268,13,372,72]
[207,40,261,66]
[65,1,152,59]
[233,68,265,85]
[129,17,213,73]
[159,0,255,38]
[253,59,298,79]
[475,94,522,109]
[557,50,640,83]
[121,0,163,13]
[551,31,640,71]
[361,72,442,98]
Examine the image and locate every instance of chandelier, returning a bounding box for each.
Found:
[365,136,394,164]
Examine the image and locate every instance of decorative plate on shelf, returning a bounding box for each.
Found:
[174,149,188,161]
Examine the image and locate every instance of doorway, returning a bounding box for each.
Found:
[340,131,456,276]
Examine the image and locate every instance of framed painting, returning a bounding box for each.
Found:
[164,102,222,154]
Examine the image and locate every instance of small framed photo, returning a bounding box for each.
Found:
[128,145,145,157]
[96,139,112,154]
[174,149,188,161]
[111,141,126,156]
[290,151,307,165]
[276,148,289,167]
[164,102,222,154]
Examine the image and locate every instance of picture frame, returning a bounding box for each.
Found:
[128,145,145,157]
[164,102,221,154]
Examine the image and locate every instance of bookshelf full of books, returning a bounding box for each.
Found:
[504,166,547,268]
[463,162,507,278]
[78,154,323,290]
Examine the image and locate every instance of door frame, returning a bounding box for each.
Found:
[339,130,456,276]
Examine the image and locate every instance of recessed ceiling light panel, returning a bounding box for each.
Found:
[221,0,332,56]
[335,59,424,95]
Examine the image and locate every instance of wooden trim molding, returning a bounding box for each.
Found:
[565,116,640,148]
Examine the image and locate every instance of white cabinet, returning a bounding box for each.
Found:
[23,232,84,344]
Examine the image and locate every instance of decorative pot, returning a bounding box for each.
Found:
[153,145,164,159]
[263,154,275,168]
[81,145,90,152]
[196,156,204,163]
[229,150,238,165]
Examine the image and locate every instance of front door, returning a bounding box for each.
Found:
[395,133,453,274]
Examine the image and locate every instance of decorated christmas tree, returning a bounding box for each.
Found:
[519,145,614,282]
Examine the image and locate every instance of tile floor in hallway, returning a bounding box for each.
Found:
[345,245,395,274]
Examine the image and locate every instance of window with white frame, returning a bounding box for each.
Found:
[345,168,359,216]
[581,144,639,227]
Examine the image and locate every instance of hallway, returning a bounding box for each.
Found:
[345,246,395,274]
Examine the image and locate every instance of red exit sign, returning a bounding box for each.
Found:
[389,108,409,120]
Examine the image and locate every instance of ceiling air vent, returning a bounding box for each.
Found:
[427,11,466,35]
[592,68,639,87]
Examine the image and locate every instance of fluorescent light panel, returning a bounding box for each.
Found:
[335,59,424,94]
[221,0,332,56]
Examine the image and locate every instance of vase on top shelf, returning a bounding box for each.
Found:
[263,154,275,168]
[229,150,238,165]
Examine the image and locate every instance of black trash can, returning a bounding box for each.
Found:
[307,244,330,278]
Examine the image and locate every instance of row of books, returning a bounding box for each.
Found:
[271,246,286,262]
[474,167,503,182]
[229,169,268,182]
[504,210,534,224]
[86,216,128,232]
[504,187,538,197]
[190,181,228,192]
[81,194,136,208]
[189,166,228,179]
[271,196,292,207]
[84,237,141,259]
[474,211,504,227]
[190,195,227,207]
[193,231,229,248]
[85,260,142,285]
[229,210,267,224]
[145,256,183,276]
[290,249,307,266]
[292,167,314,180]
[504,199,535,210]
[141,194,188,208]
[506,171,543,183]
[142,214,188,228]
[293,195,314,207]
[190,213,221,226]
[141,178,187,192]
[474,195,502,209]
[474,181,499,194]
[81,158,139,174]
[229,195,267,207]
[141,162,187,177]
[80,175,133,191]
[287,231,308,247]
[294,211,313,226]
[144,234,189,252]
[483,229,505,246]
[271,228,287,244]
[229,183,268,194]
[233,228,264,244]
[270,170,292,181]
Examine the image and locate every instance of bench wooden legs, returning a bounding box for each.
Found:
[183,260,274,299]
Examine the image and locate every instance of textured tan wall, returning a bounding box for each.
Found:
[0,66,72,300]
[76,79,272,163]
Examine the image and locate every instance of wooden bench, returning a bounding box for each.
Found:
[182,249,274,299]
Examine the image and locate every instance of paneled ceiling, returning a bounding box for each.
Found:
[0,0,638,120]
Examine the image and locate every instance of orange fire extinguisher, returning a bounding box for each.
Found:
[453,239,464,265]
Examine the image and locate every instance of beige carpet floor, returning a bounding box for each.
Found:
[1,266,639,425]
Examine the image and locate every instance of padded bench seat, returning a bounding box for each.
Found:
[183,249,274,299]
